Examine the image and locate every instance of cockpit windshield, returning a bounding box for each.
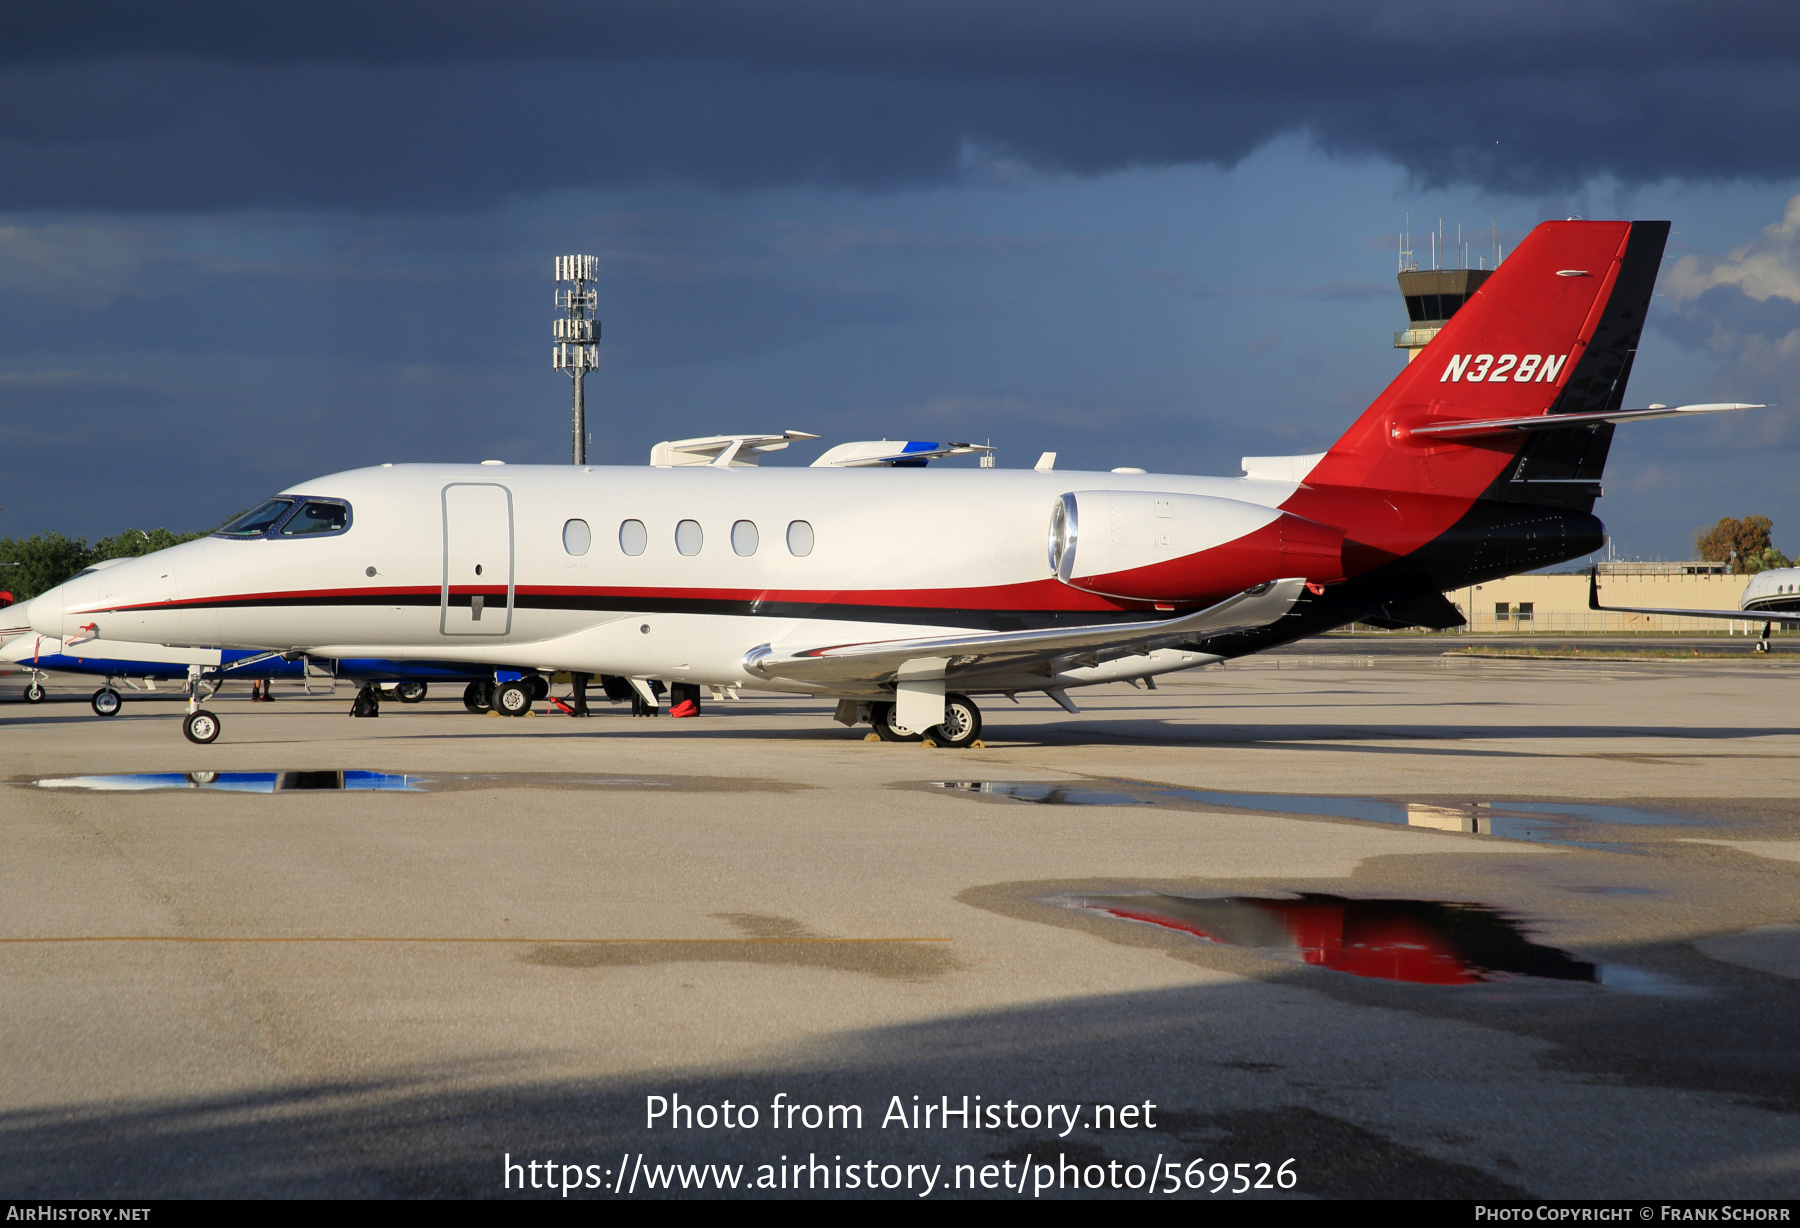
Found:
[214,499,296,538]
[211,497,352,540]
[280,500,351,536]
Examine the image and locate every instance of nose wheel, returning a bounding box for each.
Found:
[494,680,533,716]
[183,709,221,744]
[179,664,223,743]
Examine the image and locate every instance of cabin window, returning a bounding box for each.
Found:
[731,520,758,556]
[279,499,351,537]
[619,519,647,556]
[562,519,591,556]
[214,498,295,539]
[675,519,703,556]
[786,520,814,557]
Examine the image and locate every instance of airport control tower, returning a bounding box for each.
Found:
[1393,224,1495,363]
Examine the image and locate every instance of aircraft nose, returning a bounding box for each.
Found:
[24,590,63,639]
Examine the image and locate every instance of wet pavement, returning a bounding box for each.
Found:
[2,655,1799,1198]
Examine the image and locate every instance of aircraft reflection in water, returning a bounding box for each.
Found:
[1076,892,1597,986]
[36,771,424,793]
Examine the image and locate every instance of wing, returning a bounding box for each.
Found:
[743,578,1308,684]
[1587,570,1800,622]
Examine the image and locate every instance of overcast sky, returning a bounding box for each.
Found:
[5,1,1800,561]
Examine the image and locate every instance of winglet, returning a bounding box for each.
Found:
[1588,566,1602,611]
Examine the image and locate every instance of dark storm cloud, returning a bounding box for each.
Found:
[2,1,1798,210]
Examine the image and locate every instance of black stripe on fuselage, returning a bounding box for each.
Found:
[135,591,1172,632]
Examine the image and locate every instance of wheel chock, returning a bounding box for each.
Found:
[486,709,502,718]
[920,738,939,748]
[970,740,985,749]
[863,732,881,743]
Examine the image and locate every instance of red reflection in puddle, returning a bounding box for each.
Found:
[1083,894,1596,985]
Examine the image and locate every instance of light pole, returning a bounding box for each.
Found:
[553,255,600,464]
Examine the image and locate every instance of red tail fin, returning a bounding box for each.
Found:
[1307,219,1667,498]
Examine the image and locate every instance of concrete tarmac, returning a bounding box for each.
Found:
[3,654,1799,1199]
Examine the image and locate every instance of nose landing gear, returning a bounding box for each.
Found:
[181,664,221,743]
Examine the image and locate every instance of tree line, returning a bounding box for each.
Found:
[0,526,217,601]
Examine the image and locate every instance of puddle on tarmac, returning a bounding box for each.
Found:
[926,781,1704,852]
[29,772,799,795]
[36,771,426,793]
[1070,891,1607,987]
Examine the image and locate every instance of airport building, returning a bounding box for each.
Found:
[1445,561,1768,635]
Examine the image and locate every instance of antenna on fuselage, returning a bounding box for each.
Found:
[553,255,600,464]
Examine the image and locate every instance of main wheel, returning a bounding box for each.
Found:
[929,693,983,749]
[462,680,493,713]
[183,709,221,744]
[494,680,533,716]
[24,682,44,703]
[395,681,428,703]
[90,688,122,717]
[525,675,549,701]
[871,701,924,743]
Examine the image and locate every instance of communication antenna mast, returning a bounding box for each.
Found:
[553,255,600,464]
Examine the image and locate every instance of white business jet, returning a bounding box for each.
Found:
[19,219,1765,745]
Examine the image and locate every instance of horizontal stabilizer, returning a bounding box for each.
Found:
[1587,569,1800,622]
[744,578,1308,684]
[1409,403,1763,440]
[649,431,818,468]
[811,440,994,467]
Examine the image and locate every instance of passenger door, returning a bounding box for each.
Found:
[441,484,513,635]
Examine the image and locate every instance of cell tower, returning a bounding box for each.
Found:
[553,255,600,464]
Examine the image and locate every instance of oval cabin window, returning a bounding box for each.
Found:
[731,520,759,556]
[562,519,591,556]
[786,520,814,557]
[675,519,703,556]
[619,519,647,556]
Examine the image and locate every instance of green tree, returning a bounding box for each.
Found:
[0,526,210,602]
[0,532,94,602]
[1696,516,1785,575]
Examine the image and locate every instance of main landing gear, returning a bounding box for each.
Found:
[871,693,983,749]
[394,681,427,703]
[463,680,494,713]
[90,686,122,717]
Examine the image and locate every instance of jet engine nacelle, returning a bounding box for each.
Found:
[1048,490,1345,604]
